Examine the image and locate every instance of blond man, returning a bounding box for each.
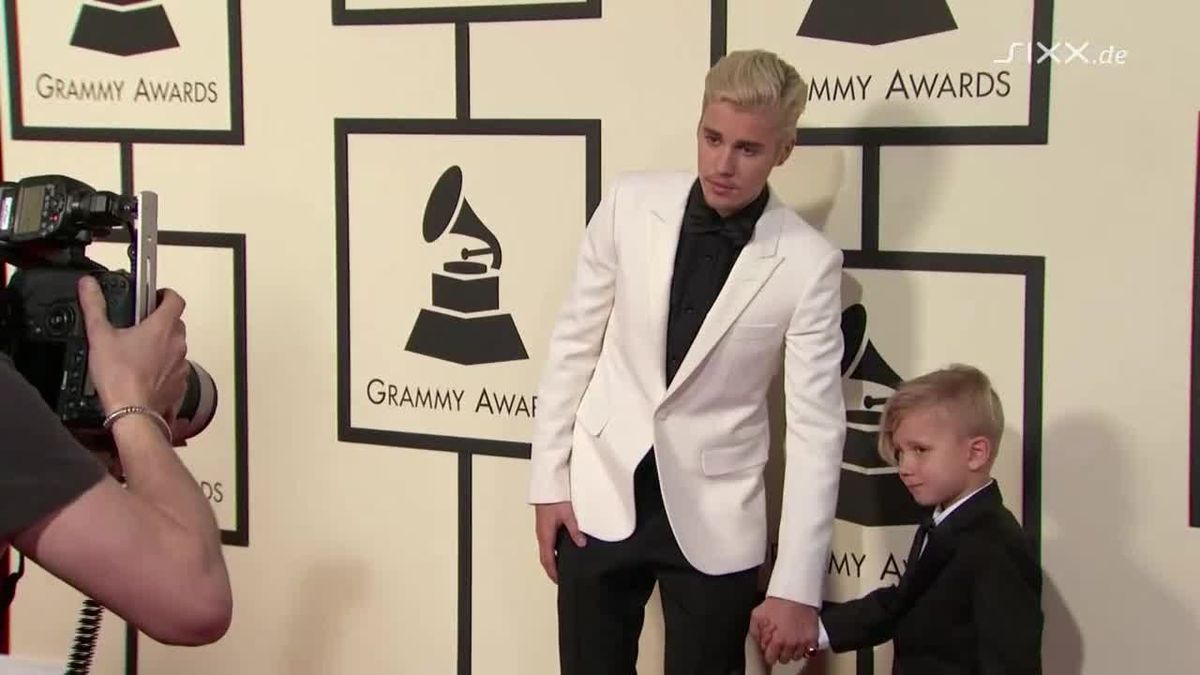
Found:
[812,364,1043,673]
[529,49,845,673]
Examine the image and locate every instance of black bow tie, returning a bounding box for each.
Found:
[682,209,755,247]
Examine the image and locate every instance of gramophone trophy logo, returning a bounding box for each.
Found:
[837,303,925,527]
[71,1,180,56]
[404,165,529,366]
[797,0,957,45]
[337,122,595,452]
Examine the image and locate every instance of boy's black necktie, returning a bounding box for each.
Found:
[905,516,935,572]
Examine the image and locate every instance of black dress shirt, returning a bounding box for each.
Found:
[665,179,769,386]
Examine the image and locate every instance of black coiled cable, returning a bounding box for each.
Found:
[63,598,104,675]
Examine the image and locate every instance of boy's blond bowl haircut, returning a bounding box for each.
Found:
[878,364,1006,466]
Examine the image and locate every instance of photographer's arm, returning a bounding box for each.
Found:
[12,422,232,645]
[10,277,230,645]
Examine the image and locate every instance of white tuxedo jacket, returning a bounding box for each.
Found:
[529,171,846,605]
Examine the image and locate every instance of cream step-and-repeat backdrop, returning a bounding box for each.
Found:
[3,1,1200,673]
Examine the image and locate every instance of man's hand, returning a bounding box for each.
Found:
[534,501,586,583]
[750,596,819,666]
[77,277,189,418]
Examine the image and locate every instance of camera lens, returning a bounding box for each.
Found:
[174,361,219,441]
[47,305,75,336]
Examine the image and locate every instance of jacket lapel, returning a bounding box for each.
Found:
[645,190,687,402]
[662,196,784,402]
[899,482,1005,597]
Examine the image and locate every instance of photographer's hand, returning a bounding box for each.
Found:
[77,276,189,418]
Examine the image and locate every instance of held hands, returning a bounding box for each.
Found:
[77,276,189,421]
[750,596,820,666]
[534,501,587,583]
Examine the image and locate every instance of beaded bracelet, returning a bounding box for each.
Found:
[102,405,173,443]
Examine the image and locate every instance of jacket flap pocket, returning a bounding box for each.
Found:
[574,386,609,436]
[728,323,779,342]
[701,445,767,476]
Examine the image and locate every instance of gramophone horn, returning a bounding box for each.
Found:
[422,165,503,269]
[841,303,902,389]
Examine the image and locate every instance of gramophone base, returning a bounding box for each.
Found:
[405,309,528,365]
[843,427,890,468]
[797,0,957,46]
[71,5,180,56]
[432,272,499,314]
[835,469,928,527]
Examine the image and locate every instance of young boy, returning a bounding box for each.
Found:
[807,364,1043,673]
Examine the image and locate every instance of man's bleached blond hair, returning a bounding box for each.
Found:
[878,364,1005,465]
[702,49,808,136]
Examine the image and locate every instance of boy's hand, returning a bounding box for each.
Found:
[749,611,774,645]
[751,596,819,665]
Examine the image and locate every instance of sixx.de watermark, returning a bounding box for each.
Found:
[994,41,1129,65]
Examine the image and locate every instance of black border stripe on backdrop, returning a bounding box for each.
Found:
[125,625,138,675]
[1192,111,1200,528]
[861,146,880,251]
[842,250,1045,553]
[334,117,601,460]
[120,142,134,194]
[710,0,1053,146]
[3,0,245,145]
[332,0,601,25]
[456,23,470,120]
[458,449,473,675]
[451,32,474,674]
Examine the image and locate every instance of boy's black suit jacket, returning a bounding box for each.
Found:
[821,481,1043,674]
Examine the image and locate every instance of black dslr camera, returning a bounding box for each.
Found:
[0,175,216,440]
